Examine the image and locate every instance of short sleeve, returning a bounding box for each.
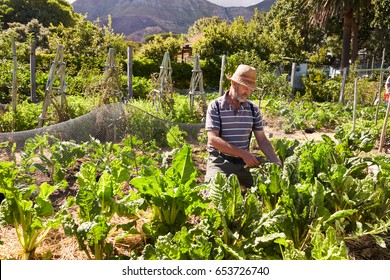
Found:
[205,100,221,132]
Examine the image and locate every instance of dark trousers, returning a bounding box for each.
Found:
[204,152,253,188]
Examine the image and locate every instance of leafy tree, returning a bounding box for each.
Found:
[265,0,323,62]
[6,19,50,49]
[137,33,184,62]
[191,18,231,59]
[369,0,390,58]
[187,16,225,38]
[1,0,76,29]
[0,0,12,26]
[299,0,373,68]
[372,0,390,30]
[50,15,128,76]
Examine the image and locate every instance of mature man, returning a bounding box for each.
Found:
[204,64,282,188]
[385,75,390,101]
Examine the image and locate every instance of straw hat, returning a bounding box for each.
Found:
[226,64,260,90]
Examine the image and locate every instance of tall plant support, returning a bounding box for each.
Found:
[38,45,67,128]
[100,48,122,105]
[375,48,386,124]
[152,52,173,112]
[126,47,133,100]
[379,99,390,153]
[352,78,358,132]
[30,38,37,103]
[188,54,205,113]
[219,55,226,96]
[339,67,348,103]
[11,36,17,115]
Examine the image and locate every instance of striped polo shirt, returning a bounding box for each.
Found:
[205,91,263,153]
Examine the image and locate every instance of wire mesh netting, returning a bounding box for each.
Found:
[0,102,204,152]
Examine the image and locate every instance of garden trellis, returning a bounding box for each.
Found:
[151,51,173,112]
[188,54,204,113]
[38,44,68,128]
[99,48,123,105]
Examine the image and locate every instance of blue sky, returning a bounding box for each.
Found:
[66,0,264,7]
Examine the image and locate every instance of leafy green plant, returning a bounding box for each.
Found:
[0,101,42,132]
[0,161,62,259]
[21,134,86,184]
[310,226,348,260]
[302,69,334,102]
[207,173,286,259]
[61,159,143,259]
[166,125,187,149]
[130,145,207,241]
[139,226,218,260]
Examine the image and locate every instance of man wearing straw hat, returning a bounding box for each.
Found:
[385,74,390,104]
[204,64,282,189]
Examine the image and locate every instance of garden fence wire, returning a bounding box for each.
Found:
[0,102,204,153]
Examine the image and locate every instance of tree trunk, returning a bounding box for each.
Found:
[340,7,354,69]
[350,10,359,63]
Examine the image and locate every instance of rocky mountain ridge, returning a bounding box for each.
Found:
[72,0,275,41]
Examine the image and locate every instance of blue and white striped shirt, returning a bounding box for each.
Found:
[205,91,263,153]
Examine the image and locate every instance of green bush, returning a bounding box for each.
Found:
[302,69,335,102]
[130,76,153,99]
[0,100,41,132]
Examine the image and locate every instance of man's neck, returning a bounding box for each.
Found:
[227,89,241,110]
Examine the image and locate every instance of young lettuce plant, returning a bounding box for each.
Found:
[0,161,62,259]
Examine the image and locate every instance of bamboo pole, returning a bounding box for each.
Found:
[126,47,133,100]
[375,48,386,124]
[379,99,390,153]
[339,67,348,104]
[352,78,358,132]
[30,38,37,103]
[290,62,296,88]
[11,36,17,115]
[219,55,226,96]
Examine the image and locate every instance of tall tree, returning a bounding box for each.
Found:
[299,0,372,68]
[0,0,12,26]
[1,0,76,29]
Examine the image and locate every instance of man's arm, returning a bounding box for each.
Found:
[253,130,282,167]
[207,130,260,167]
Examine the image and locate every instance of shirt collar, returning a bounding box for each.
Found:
[219,90,249,110]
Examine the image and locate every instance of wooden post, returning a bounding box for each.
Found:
[290,62,296,87]
[219,55,226,96]
[375,48,386,124]
[30,38,37,103]
[126,47,133,100]
[339,67,348,103]
[11,36,17,115]
[378,48,386,98]
[290,62,296,97]
[379,98,390,153]
[352,78,358,132]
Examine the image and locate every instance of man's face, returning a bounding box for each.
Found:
[233,82,252,103]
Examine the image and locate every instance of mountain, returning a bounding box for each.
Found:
[72,0,275,42]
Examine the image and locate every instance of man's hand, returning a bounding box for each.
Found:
[242,151,261,168]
